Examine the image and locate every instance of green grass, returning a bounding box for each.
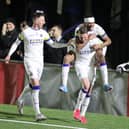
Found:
[0,104,129,129]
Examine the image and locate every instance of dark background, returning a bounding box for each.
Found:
[0,0,128,69]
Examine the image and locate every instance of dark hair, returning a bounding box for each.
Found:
[5,18,16,25]
[33,10,45,19]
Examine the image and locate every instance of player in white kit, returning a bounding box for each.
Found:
[5,10,67,121]
[69,25,102,124]
[59,16,113,93]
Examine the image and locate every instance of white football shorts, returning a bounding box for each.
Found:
[24,57,44,80]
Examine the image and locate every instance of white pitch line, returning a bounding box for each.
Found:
[0,118,87,129]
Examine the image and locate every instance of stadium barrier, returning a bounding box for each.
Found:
[0,59,129,116]
[0,59,24,104]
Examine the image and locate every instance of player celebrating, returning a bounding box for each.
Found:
[67,25,103,124]
[5,10,67,121]
[59,16,113,93]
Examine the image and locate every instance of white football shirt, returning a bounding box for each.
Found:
[22,27,51,58]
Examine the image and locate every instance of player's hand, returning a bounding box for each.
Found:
[5,55,11,64]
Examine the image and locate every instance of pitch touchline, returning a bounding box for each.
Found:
[0,118,87,129]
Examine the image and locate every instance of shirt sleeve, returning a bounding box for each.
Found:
[8,38,21,56]
[95,24,107,38]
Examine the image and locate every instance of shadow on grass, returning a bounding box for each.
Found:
[0,111,74,124]
[47,116,71,123]
[0,111,34,119]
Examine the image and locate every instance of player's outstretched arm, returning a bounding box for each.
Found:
[4,38,21,63]
[46,39,68,48]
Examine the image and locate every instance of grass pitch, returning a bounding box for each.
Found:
[0,104,129,129]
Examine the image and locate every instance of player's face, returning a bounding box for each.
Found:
[79,33,89,43]
[33,16,46,29]
[86,22,94,30]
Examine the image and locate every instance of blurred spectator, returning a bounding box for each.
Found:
[48,25,66,43]
[0,0,26,30]
[44,25,67,64]
[0,18,22,60]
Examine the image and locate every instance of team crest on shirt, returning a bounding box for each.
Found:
[40,34,43,37]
